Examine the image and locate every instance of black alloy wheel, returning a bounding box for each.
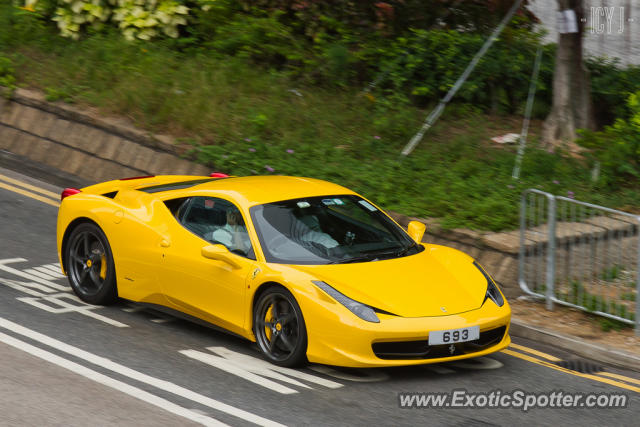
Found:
[66,223,118,305]
[254,287,307,367]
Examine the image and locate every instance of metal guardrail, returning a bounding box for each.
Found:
[519,189,640,335]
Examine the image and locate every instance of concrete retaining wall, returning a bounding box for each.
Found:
[0,88,211,183]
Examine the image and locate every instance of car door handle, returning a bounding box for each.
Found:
[160,239,171,248]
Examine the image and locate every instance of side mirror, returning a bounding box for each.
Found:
[201,244,242,269]
[407,220,426,243]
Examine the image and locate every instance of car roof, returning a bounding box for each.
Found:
[153,175,357,207]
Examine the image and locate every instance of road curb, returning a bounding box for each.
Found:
[510,319,640,372]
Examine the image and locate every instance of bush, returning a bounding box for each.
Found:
[587,57,640,127]
[0,54,16,96]
[578,91,640,187]
[19,0,193,40]
[363,28,554,114]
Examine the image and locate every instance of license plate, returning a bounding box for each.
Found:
[428,326,479,345]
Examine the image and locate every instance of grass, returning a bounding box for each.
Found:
[621,293,637,302]
[2,7,640,231]
[601,265,623,281]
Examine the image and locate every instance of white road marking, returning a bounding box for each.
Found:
[17,294,129,328]
[0,331,227,427]
[151,317,175,324]
[0,277,55,296]
[181,347,343,394]
[0,258,129,328]
[0,258,68,291]
[182,350,300,394]
[42,263,63,274]
[23,268,61,282]
[0,317,284,427]
[32,266,66,279]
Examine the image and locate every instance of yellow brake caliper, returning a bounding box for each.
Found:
[99,254,107,280]
[265,305,273,341]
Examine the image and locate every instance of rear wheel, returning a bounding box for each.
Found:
[254,287,307,367]
[66,223,118,305]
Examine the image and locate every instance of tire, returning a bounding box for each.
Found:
[65,222,118,305]
[253,286,308,367]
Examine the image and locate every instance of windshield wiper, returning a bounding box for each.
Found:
[395,241,418,257]
[327,254,378,264]
[328,246,405,264]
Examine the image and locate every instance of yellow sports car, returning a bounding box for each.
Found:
[57,174,510,367]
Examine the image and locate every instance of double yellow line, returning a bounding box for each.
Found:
[503,343,640,393]
[0,173,60,207]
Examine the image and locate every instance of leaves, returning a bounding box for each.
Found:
[30,0,190,40]
[578,91,640,187]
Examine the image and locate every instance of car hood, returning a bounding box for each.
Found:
[296,245,487,318]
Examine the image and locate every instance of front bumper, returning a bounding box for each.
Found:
[303,297,511,368]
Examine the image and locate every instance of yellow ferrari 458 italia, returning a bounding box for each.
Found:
[57,174,510,367]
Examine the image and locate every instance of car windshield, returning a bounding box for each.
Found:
[250,195,423,265]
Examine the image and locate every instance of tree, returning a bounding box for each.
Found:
[542,0,595,148]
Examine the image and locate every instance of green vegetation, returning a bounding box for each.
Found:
[2,1,640,231]
[600,265,623,281]
[0,53,15,96]
[579,91,640,188]
[563,280,635,323]
[598,317,631,333]
[621,293,636,302]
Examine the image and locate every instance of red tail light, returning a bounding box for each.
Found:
[119,175,155,181]
[210,172,229,178]
[61,188,81,201]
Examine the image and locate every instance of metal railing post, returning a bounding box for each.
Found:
[518,191,527,293]
[546,195,556,311]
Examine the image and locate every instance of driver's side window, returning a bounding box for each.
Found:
[174,196,255,259]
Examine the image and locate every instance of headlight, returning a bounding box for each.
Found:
[473,262,504,307]
[313,281,380,323]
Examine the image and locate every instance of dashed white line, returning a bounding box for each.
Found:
[0,331,227,427]
[0,317,285,427]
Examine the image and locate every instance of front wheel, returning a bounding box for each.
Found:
[66,222,118,305]
[254,287,307,367]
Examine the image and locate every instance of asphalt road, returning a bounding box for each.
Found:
[0,156,638,426]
